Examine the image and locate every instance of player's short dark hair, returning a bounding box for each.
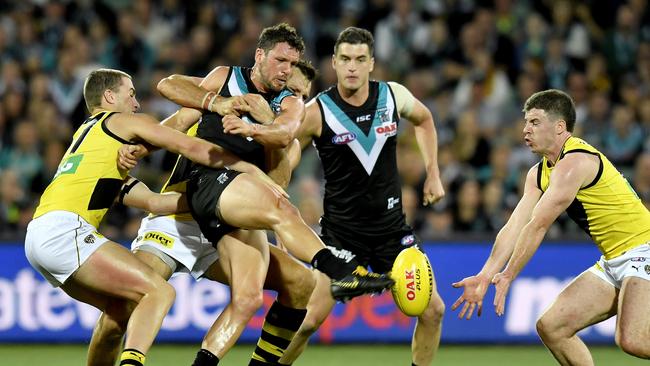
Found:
[257,23,305,54]
[295,59,317,82]
[334,27,374,55]
[523,89,576,132]
[83,68,131,112]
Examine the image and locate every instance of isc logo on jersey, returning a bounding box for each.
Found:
[391,247,433,316]
[332,132,357,145]
[375,122,397,137]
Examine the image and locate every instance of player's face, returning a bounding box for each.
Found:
[523,108,561,154]
[332,43,374,91]
[287,71,312,101]
[257,42,300,92]
[112,77,140,113]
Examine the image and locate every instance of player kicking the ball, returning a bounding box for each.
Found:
[253,27,447,366]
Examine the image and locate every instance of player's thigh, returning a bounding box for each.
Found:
[215,230,269,290]
[67,241,170,303]
[218,173,295,229]
[617,276,650,337]
[133,250,174,280]
[541,270,617,331]
[202,229,267,285]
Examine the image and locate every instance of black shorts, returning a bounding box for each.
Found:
[320,224,420,274]
[186,167,241,245]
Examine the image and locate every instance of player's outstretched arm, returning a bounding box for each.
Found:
[452,165,542,319]
[493,154,594,316]
[118,176,188,215]
[388,81,444,206]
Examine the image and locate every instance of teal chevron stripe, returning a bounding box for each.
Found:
[319,94,378,154]
[233,67,249,93]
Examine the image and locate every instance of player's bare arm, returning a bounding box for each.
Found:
[388,81,444,206]
[157,67,249,116]
[452,165,542,319]
[118,176,188,215]
[107,112,287,198]
[223,94,305,148]
[492,153,599,315]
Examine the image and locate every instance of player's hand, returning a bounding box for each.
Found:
[117,144,147,171]
[422,175,445,206]
[451,274,490,319]
[223,114,256,138]
[492,271,514,316]
[212,95,249,117]
[241,94,275,125]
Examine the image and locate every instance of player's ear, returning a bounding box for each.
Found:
[369,57,375,73]
[556,119,566,134]
[254,48,265,64]
[331,54,336,70]
[103,89,115,105]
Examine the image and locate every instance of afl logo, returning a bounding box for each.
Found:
[332,132,357,145]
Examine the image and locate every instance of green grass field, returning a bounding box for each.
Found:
[0,344,645,365]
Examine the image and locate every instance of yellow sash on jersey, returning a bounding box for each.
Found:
[34,111,130,228]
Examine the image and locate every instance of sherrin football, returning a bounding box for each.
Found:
[390,247,433,317]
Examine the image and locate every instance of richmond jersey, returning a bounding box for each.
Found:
[314,81,407,236]
[196,66,294,169]
[537,136,650,259]
[33,111,133,227]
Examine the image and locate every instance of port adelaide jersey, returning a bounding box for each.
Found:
[314,81,407,235]
[196,66,294,169]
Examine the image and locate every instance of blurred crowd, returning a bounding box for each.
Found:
[0,0,649,242]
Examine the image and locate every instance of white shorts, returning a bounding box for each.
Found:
[25,211,110,287]
[131,215,218,279]
[589,243,650,289]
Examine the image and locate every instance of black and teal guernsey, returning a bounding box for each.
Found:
[314,81,408,237]
[195,66,294,169]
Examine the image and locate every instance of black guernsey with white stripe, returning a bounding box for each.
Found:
[195,66,294,169]
[314,81,409,237]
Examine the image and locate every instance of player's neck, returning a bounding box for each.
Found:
[250,66,272,94]
[337,82,369,107]
[544,133,572,166]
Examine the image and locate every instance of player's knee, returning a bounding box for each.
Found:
[155,281,176,306]
[232,290,264,319]
[616,330,650,358]
[419,293,445,324]
[536,313,566,341]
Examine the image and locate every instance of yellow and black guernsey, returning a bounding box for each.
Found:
[537,136,650,259]
[154,123,200,221]
[34,111,133,228]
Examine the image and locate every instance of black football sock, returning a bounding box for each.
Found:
[310,248,357,280]
[192,348,219,366]
[249,301,307,365]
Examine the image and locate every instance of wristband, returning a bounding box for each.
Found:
[201,91,216,110]
[207,93,219,112]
